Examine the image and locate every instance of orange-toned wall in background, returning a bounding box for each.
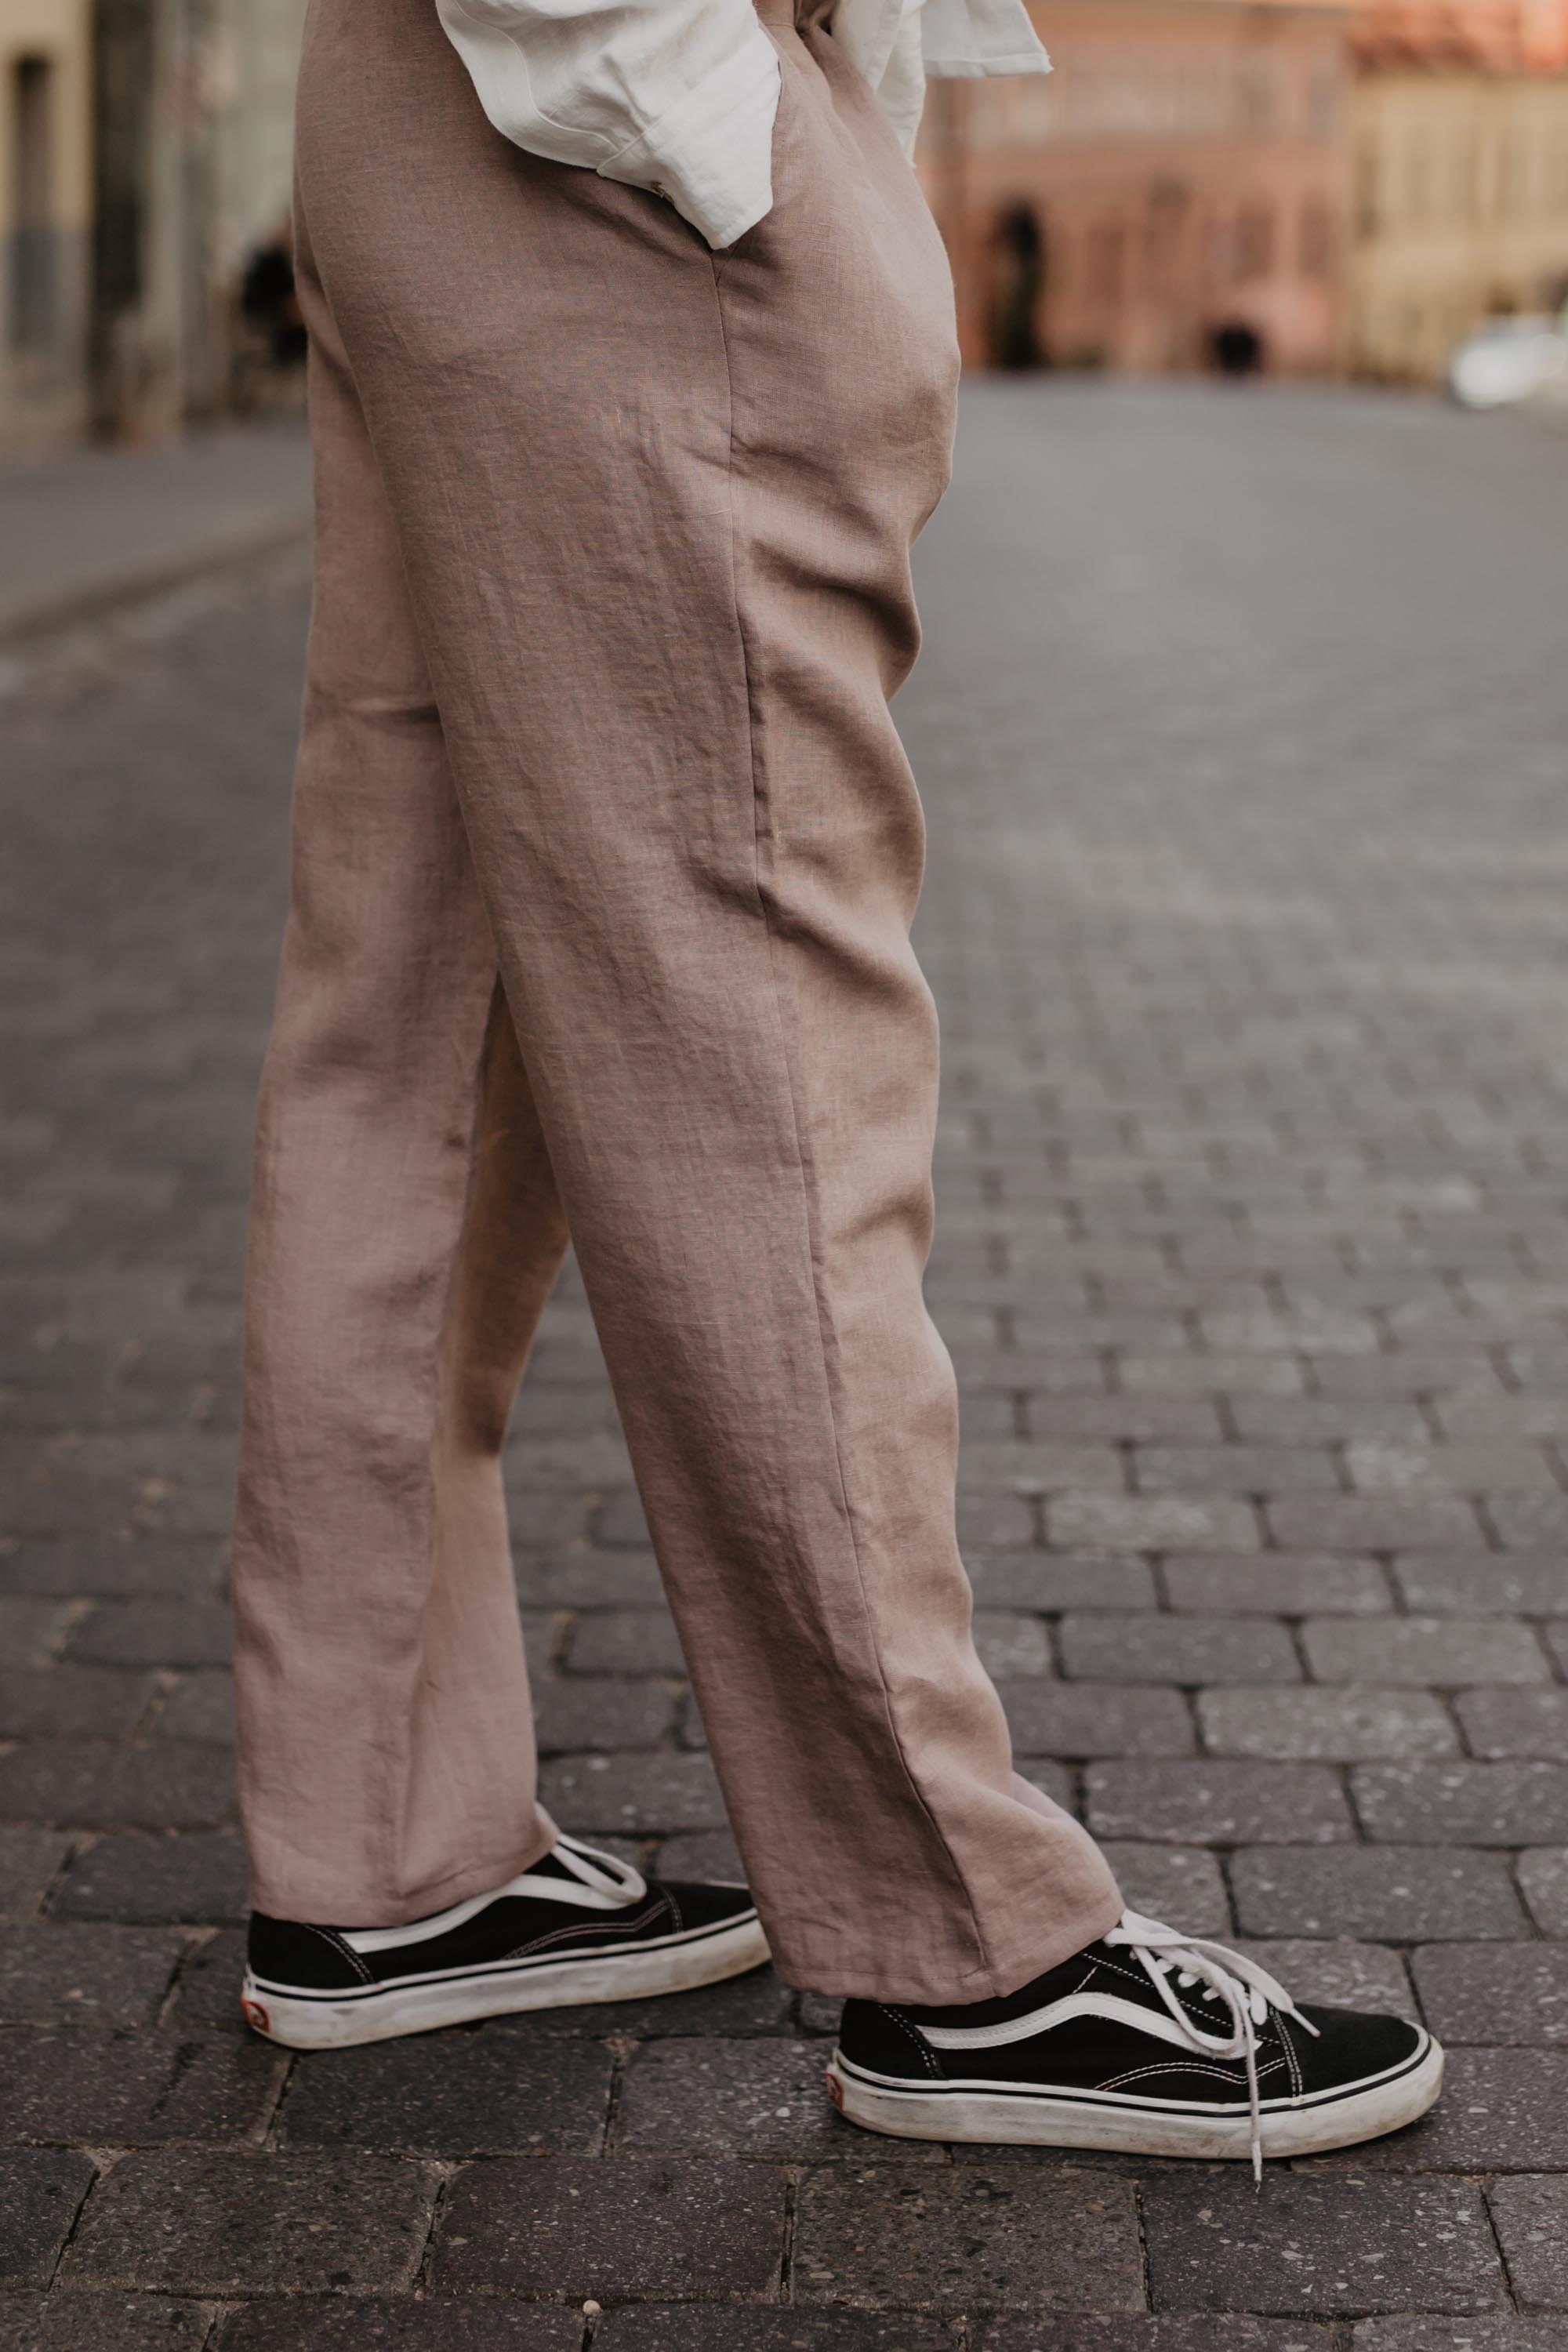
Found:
[916,0,1354,373]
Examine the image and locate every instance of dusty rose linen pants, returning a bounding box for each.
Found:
[232,0,1123,2000]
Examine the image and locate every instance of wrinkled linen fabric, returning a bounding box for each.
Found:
[437,0,1048,248]
[231,0,1120,2002]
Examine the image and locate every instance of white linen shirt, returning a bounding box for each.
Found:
[436,0,1050,252]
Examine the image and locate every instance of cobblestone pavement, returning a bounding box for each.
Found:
[5,382,1568,2348]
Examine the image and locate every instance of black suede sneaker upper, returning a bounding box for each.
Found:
[837,1911,1429,2175]
[248,1835,757,1994]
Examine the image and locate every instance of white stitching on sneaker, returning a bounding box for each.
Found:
[880,2006,946,2078]
[303,1925,374,1985]
[1098,2056,1292,2092]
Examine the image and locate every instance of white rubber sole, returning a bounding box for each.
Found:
[825,2034,1444,2161]
[241,1915,770,2049]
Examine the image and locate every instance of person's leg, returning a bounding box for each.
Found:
[232,211,569,1927]
[285,0,1120,2002]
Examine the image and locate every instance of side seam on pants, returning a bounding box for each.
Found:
[706,253,994,1986]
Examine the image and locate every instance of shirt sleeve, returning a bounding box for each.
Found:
[435,0,782,250]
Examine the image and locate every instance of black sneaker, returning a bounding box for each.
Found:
[827,1911,1443,2174]
[241,1833,768,2049]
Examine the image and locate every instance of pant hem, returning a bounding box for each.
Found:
[770,1887,1127,2005]
[245,1811,559,1929]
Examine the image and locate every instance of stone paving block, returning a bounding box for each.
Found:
[1060,1615,1299,1686]
[1140,2171,1505,2316]
[165,1929,245,2032]
[976,2324,1334,2352]
[1544,1625,1568,1680]
[515,1548,666,1609]
[500,1970,794,2048]
[957,1493,1037,1551]
[616,2035,936,2161]
[972,1615,1054,1679]
[1085,1761,1352,1845]
[655,1828,745,1882]
[1392,1555,1568,1616]
[503,1432,636,1491]
[532,1678,678,1755]
[0,1541,226,1602]
[598,2315,960,2350]
[153,1673,235,1744]
[1306,1354,1506,1403]
[565,1613,685,1676]
[1517,1847,1568,1935]
[1458,1690,1568,1760]
[0,1926,187,2023]
[63,2150,438,2294]
[1015,1759,1076,1810]
[1266,1498,1485,1555]
[538,1753,727,1834]
[1002,1684,1196,1759]
[0,1604,71,1668]
[1099,1845,1230,1935]
[0,1744,235,1829]
[0,1831,69,1922]
[1229,1940,1415,2017]
[1231,1847,1525,1939]
[1352,2324,1568,2350]
[1199,1306,1380,1357]
[1353,1763,1568,1845]
[1229,1399,1428,1446]
[0,2152,96,2288]
[431,2156,784,2299]
[0,1671,156,1740]
[1199,1687,1458,1762]
[216,2303,581,2351]
[959,1443,1125,1494]
[1161,1556,1391,1617]
[1488,2176,1568,2309]
[1022,1395,1225,1442]
[791,2165,1144,2314]
[1413,1944,1568,2044]
[1134,1446,1340,1495]
[278,2029,612,2155]
[966,1555,1156,1613]
[1489,1496,1568,1552]
[1316,2047,1568,2171]
[0,2027,277,2143]
[1120,1357,1305,1399]
[1301,1618,1549,1686]
[1047,1496,1260,1554]
[61,1604,231,1670]
[1346,1439,1559,1494]
[20,2294,216,2351]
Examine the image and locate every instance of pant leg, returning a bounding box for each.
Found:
[287,0,1122,1998]
[232,211,568,1926]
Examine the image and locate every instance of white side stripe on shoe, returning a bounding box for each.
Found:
[340,1835,649,1954]
[921,1991,1253,2056]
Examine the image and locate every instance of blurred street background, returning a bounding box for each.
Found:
[7,0,1568,2342]
[5,0,1568,448]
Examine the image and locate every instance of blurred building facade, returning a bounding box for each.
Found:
[1348,0,1568,377]
[2,0,93,448]
[917,0,1355,373]
[1,0,304,452]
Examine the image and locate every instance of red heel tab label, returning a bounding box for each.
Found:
[241,1998,271,2035]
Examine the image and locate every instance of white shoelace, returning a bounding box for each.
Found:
[550,1831,648,1906]
[1103,1909,1319,2183]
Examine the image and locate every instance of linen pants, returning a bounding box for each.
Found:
[232,0,1123,2001]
